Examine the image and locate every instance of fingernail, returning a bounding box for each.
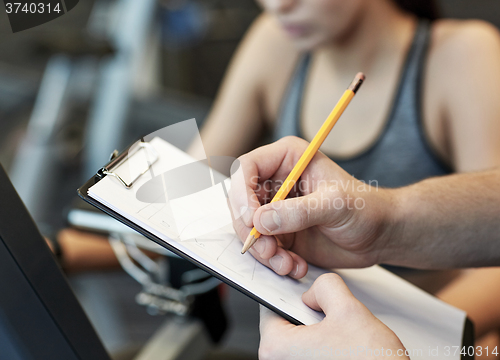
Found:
[270,256,283,272]
[253,238,266,255]
[240,206,251,224]
[291,263,299,277]
[260,210,281,232]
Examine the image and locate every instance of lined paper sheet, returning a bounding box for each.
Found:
[88,137,466,358]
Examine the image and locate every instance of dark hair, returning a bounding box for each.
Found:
[392,0,441,21]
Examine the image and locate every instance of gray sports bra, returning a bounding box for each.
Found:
[273,20,451,188]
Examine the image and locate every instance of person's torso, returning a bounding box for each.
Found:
[273,19,451,188]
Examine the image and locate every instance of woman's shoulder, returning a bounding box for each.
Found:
[432,18,500,40]
[426,18,500,106]
[424,19,500,164]
[425,19,500,172]
[429,19,500,66]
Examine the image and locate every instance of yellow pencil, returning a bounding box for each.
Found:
[241,72,365,254]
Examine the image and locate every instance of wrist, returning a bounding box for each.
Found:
[374,187,407,266]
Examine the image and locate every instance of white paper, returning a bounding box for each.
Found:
[88,137,466,359]
[338,267,467,358]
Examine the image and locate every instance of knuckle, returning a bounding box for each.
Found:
[282,135,304,144]
[316,273,343,288]
[326,272,344,284]
[278,135,296,144]
[278,136,308,149]
[236,153,248,164]
[290,198,312,228]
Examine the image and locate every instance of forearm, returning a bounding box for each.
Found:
[382,169,500,269]
[438,268,500,338]
[57,229,120,273]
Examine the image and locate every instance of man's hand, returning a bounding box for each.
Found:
[259,273,409,360]
[229,136,397,278]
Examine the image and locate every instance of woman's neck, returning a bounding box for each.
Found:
[317,1,417,76]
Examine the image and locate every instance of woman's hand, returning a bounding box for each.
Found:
[229,136,397,278]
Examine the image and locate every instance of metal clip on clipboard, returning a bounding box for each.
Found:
[97,141,159,189]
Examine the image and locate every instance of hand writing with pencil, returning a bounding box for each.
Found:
[229,136,396,278]
[231,134,500,274]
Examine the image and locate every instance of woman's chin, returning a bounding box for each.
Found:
[289,35,325,52]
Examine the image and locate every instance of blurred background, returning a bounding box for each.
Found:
[1,0,500,359]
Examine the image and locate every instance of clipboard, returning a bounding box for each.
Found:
[78,138,307,326]
[78,137,472,357]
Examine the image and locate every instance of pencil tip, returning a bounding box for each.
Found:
[241,234,256,254]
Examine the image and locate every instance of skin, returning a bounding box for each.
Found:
[438,268,500,339]
[230,136,500,275]
[51,229,159,273]
[230,137,500,358]
[57,229,121,272]
[230,137,392,278]
[259,273,409,360]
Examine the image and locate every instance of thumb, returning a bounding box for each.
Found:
[302,273,355,315]
[253,192,345,235]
